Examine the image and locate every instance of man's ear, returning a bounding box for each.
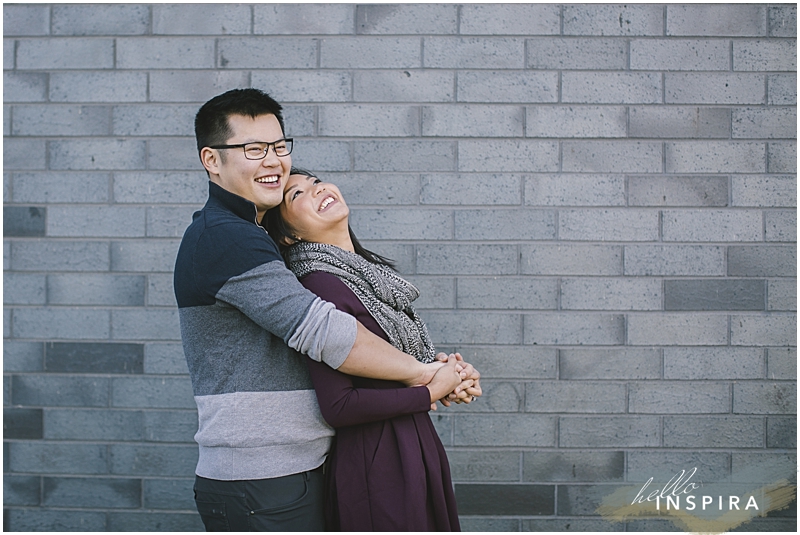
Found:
[200,147,220,176]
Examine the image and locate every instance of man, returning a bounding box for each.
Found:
[174,88,480,531]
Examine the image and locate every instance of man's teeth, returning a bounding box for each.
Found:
[255,176,278,183]
[320,197,334,210]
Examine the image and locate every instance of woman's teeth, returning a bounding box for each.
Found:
[320,197,334,210]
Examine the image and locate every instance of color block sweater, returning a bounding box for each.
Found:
[174,181,357,481]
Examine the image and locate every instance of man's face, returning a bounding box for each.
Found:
[204,113,291,220]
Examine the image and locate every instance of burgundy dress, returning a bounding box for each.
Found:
[300,270,460,532]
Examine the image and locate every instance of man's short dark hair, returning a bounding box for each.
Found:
[194,88,285,155]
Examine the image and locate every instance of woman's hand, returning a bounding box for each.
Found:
[425,356,463,404]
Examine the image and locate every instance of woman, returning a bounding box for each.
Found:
[266,168,465,531]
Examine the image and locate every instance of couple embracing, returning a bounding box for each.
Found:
[175,88,481,531]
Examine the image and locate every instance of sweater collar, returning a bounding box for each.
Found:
[207,181,262,225]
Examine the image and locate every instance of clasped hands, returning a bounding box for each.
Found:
[426,352,482,411]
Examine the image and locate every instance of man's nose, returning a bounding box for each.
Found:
[260,146,281,166]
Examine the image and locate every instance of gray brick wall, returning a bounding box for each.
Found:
[3,3,795,532]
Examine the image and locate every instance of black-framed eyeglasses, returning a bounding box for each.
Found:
[209,138,293,160]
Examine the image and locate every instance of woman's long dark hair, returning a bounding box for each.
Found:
[265,167,396,270]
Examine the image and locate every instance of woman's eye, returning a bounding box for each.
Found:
[313,179,321,184]
[292,191,301,200]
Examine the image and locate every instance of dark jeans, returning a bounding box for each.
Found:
[193,466,325,532]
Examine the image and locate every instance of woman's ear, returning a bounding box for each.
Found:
[200,147,220,176]
[279,235,297,247]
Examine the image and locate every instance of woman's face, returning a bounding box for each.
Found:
[280,173,349,245]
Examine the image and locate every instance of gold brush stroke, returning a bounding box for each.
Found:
[596,479,796,534]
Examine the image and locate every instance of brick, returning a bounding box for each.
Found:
[628,313,728,346]
[423,312,522,345]
[456,346,556,380]
[3,72,48,102]
[430,412,452,445]
[254,4,354,35]
[283,106,315,137]
[526,381,626,413]
[117,37,214,69]
[448,450,520,482]
[734,382,796,415]
[3,341,44,372]
[3,206,44,237]
[50,139,147,170]
[734,40,797,72]
[456,483,554,515]
[559,209,659,241]
[252,71,351,103]
[107,512,204,532]
[664,416,763,447]
[629,107,731,139]
[111,376,194,409]
[528,106,626,138]
[50,71,147,102]
[732,175,796,207]
[149,71,250,103]
[731,452,797,484]
[523,451,624,482]
[424,37,524,69]
[421,173,520,205]
[354,70,454,102]
[3,273,46,304]
[144,343,189,375]
[12,172,110,204]
[666,73,765,105]
[733,108,797,139]
[110,444,198,476]
[667,5,766,36]
[525,173,625,206]
[564,4,663,36]
[47,206,145,238]
[666,141,766,173]
[524,313,625,345]
[43,477,140,508]
[111,309,181,341]
[457,277,557,310]
[355,140,454,172]
[561,278,662,311]
[52,4,149,35]
[10,240,110,272]
[417,244,517,275]
[143,410,197,442]
[111,240,181,272]
[363,242,415,275]
[767,417,796,448]
[423,104,522,137]
[558,484,627,516]
[627,451,731,483]
[562,72,661,104]
[631,39,730,71]
[3,38,13,69]
[47,274,145,306]
[320,105,419,137]
[291,140,351,172]
[152,4,250,35]
[731,314,796,347]
[44,409,143,441]
[147,206,201,238]
[665,279,765,311]
[628,175,729,207]
[768,280,797,311]
[768,74,797,105]
[357,4,456,34]
[328,173,418,205]
[3,4,50,36]
[17,38,113,69]
[144,478,196,510]
[462,4,559,35]
[457,71,557,103]
[4,138,46,170]
[563,142,662,173]
[113,105,196,136]
[524,519,623,531]
[768,143,796,173]
[770,5,797,37]
[12,374,109,407]
[13,308,110,340]
[8,442,109,474]
[446,380,525,412]
[321,37,420,68]
[522,244,623,276]
[45,342,144,374]
[454,414,556,447]
[560,416,661,447]
[147,273,176,306]
[455,209,555,240]
[5,510,106,532]
[728,246,796,277]
[404,276,454,309]
[4,408,43,439]
[560,348,661,379]
[662,209,763,242]
[629,381,731,413]
[114,172,207,204]
[459,140,558,172]
[3,475,40,506]
[350,209,451,240]
[527,38,626,70]
[12,105,111,136]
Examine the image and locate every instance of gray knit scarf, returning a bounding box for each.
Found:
[285,242,436,363]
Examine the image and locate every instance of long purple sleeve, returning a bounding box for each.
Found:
[299,271,432,428]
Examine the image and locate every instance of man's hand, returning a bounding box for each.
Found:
[434,352,482,407]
